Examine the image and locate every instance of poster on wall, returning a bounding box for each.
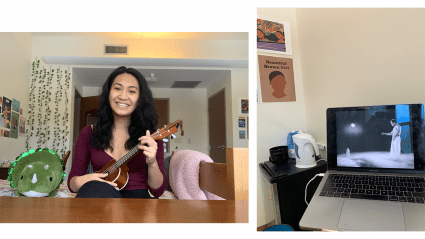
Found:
[19,116,26,137]
[4,130,10,138]
[11,99,20,113]
[239,130,246,140]
[1,97,12,129]
[238,117,246,128]
[258,55,296,102]
[257,17,292,55]
[10,112,19,139]
[240,99,249,114]
[0,129,3,137]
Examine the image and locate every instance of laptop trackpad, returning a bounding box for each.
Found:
[338,200,405,231]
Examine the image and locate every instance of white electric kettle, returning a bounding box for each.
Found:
[293,133,319,168]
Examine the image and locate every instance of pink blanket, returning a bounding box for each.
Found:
[169,150,224,200]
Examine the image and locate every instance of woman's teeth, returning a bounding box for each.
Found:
[117,103,129,107]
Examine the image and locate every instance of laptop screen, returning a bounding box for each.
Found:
[327,104,425,173]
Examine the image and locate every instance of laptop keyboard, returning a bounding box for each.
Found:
[320,174,425,203]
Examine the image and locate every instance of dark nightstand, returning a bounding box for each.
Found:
[0,167,10,180]
[259,159,327,231]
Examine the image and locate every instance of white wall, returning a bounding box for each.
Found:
[0,33,32,165]
[152,88,209,154]
[256,8,307,227]
[297,8,425,144]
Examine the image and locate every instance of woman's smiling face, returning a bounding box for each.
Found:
[109,73,140,118]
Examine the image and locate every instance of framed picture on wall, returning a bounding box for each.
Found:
[238,117,246,128]
[239,130,246,140]
[258,55,296,102]
[240,99,249,115]
[257,16,292,55]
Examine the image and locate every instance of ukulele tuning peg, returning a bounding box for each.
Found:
[171,134,176,139]
[163,138,169,142]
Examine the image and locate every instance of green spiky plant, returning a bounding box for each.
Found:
[26,61,70,159]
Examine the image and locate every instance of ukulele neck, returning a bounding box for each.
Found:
[111,143,142,170]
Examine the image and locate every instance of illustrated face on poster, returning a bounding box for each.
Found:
[4,130,10,138]
[258,55,296,102]
[2,97,12,129]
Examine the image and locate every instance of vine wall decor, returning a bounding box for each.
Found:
[26,58,71,158]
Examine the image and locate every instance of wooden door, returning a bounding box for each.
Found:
[79,96,99,132]
[208,89,226,163]
[72,90,81,168]
[153,99,170,152]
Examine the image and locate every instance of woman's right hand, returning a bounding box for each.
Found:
[74,173,119,191]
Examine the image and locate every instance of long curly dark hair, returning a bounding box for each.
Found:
[90,66,158,152]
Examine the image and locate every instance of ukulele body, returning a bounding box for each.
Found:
[95,119,184,191]
[96,160,129,191]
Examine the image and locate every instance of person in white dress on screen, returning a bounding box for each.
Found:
[381,119,401,157]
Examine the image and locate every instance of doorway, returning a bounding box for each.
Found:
[72,89,82,169]
[208,89,226,163]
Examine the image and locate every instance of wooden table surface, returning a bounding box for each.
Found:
[0,197,248,223]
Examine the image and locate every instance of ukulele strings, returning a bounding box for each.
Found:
[103,127,170,174]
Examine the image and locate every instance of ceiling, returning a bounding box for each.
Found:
[33,32,247,89]
[73,67,230,88]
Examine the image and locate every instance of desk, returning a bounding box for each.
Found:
[0,197,248,223]
[259,159,327,230]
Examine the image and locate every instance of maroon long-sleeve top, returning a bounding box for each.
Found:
[67,125,167,197]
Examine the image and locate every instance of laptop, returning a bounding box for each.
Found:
[299,103,425,231]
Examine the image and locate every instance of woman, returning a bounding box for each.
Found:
[381,119,401,158]
[68,66,166,198]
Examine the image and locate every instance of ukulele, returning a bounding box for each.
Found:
[97,119,184,190]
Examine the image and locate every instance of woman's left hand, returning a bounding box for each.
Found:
[138,130,158,165]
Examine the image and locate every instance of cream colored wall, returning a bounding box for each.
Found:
[297,8,425,145]
[152,88,209,155]
[31,36,248,63]
[0,33,32,165]
[231,68,249,148]
[256,8,307,227]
